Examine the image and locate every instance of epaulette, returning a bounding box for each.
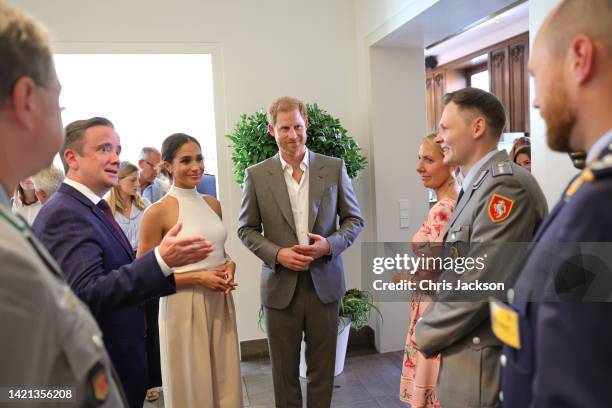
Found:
[588,153,612,180]
[491,160,513,177]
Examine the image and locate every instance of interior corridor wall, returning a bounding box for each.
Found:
[11,0,369,343]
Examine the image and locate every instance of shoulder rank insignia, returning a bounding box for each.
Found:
[491,161,513,177]
[589,154,612,179]
[565,169,593,199]
[488,193,514,223]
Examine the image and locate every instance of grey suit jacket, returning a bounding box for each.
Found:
[414,150,548,408]
[238,151,363,309]
[0,203,126,407]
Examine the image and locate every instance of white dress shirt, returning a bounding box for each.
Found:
[279,149,310,246]
[63,179,171,276]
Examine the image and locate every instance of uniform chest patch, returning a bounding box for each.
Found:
[488,193,514,223]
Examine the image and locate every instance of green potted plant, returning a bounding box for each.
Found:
[225,103,367,185]
[339,288,382,331]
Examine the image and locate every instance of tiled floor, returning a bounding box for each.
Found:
[144,350,409,407]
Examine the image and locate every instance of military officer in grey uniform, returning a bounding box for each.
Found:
[0,2,126,406]
[414,88,548,408]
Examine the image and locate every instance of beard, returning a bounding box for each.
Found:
[541,83,576,153]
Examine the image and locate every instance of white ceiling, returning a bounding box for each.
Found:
[425,1,529,64]
[374,0,527,49]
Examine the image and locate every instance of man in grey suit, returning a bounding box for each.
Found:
[0,2,127,405]
[238,96,363,407]
[414,88,548,408]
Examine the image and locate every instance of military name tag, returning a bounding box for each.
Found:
[489,299,521,349]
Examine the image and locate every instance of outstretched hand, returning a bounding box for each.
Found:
[158,222,213,268]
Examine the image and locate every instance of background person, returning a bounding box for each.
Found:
[11,177,41,224]
[108,162,150,251]
[508,136,530,161]
[512,145,531,172]
[32,164,65,204]
[138,146,167,203]
[108,161,161,402]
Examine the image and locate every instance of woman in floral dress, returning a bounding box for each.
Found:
[399,133,456,407]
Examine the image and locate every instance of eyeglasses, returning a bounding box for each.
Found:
[144,160,160,172]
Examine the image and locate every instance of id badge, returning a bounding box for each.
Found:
[489,298,521,349]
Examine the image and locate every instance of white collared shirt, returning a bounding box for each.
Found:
[279,149,310,246]
[63,178,102,205]
[62,178,171,276]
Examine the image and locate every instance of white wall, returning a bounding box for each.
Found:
[351,0,435,353]
[529,0,577,206]
[369,47,428,352]
[12,0,368,342]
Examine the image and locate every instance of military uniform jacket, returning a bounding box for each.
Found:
[414,150,548,408]
[0,203,127,407]
[501,140,612,408]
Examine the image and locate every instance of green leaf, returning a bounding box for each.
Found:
[226,103,368,185]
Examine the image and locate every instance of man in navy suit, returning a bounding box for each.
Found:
[33,117,214,408]
[499,0,612,406]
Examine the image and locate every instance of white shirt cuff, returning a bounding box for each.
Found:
[155,246,173,277]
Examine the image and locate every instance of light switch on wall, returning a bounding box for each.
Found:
[399,199,410,229]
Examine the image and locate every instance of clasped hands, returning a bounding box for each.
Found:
[276,233,331,271]
[158,222,237,293]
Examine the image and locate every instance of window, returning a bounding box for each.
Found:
[466,62,490,93]
[53,54,217,175]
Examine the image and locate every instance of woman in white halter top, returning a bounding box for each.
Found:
[138,134,242,407]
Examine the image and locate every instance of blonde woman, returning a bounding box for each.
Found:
[108,162,151,251]
[399,134,456,408]
[108,162,162,402]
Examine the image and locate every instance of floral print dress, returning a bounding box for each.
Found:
[399,197,455,407]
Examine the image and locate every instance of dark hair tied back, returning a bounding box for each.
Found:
[160,133,201,179]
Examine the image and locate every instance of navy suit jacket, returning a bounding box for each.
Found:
[32,183,176,408]
[501,144,612,407]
